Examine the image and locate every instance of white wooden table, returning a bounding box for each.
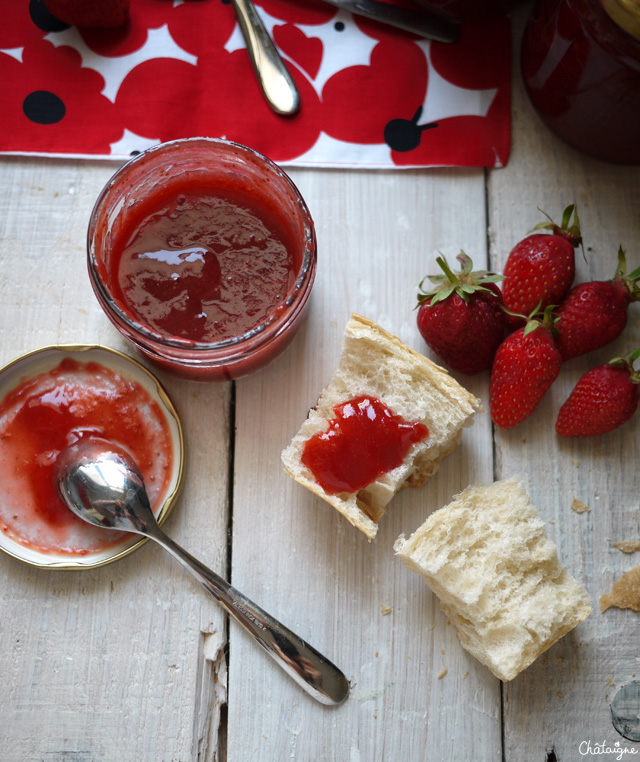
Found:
[1,8,640,761]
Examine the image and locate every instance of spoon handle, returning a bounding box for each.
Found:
[148,527,349,706]
[231,0,301,116]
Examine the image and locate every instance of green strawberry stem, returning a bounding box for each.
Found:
[614,246,640,301]
[529,203,583,253]
[608,349,640,383]
[435,254,460,285]
[523,303,557,336]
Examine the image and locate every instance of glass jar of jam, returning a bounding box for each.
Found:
[411,0,525,20]
[87,138,317,381]
[521,0,640,164]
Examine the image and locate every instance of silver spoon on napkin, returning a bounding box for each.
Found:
[232,0,301,115]
[56,437,349,706]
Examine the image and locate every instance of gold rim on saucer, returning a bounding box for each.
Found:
[0,344,185,571]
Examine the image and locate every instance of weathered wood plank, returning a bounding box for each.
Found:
[490,8,640,761]
[0,158,231,762]
[227,167,501,759]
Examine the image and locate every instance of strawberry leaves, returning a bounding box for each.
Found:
[417,251,503,306]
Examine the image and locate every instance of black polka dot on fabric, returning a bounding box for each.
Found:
[334,21,345,31]
[29,0,70,32]
[23,91,66,125]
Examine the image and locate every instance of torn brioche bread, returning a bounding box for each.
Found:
[395,478,592,681]
[281,314,482,540]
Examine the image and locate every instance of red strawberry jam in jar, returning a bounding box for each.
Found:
[521,0,640,163]
[88,138,317,381]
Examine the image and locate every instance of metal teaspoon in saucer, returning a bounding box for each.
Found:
[56,437,349,706]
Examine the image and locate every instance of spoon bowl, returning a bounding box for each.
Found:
[57,437,349,706]
[57,438,160,535]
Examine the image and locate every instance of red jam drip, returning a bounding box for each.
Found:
[300,395,429,495]
[110,183,300,343]
[0,358,173,554]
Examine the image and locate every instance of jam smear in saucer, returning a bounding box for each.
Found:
[0,358,173,555]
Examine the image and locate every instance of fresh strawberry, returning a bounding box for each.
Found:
[43,0,130,28]
[502,204,581,327]
[555,247,640,361]
[489,306,562,428]
[416,252,505,374]
[556,351,640,437]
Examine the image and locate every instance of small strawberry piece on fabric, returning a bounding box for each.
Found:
[502,204,581,328]
[416,251,505,375]
[556,350,640,437]
[555,246,640,361]
[42,0,130,28]
[489,305,562,428]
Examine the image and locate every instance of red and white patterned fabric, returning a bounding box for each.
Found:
[0,0,511,167]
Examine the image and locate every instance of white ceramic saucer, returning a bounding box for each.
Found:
[0,344,184,570]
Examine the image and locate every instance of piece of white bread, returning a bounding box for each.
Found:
[281,314,482,540]
[394,478,592,681]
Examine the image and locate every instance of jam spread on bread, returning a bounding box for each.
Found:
[300,395,428,494]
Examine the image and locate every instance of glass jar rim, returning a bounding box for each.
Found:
[87,137,317,354]
[602,0,640,40]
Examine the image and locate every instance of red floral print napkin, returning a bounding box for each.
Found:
[0,0,511,168]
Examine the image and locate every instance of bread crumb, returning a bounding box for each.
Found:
[556,691,564,698]
[613,541,640,554]
[380,604,392,616]
[463,671,469,679]
[571,498,589,514]
[606,677,614,686]
[440,649,445,655]
[438,668,447,679]
[600,566,640,612]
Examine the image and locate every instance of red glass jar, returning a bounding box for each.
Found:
[88,138,317,381]
[521,0,640,164]
[411,0,525,20]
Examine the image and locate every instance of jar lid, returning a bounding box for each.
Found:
[602,0,640,41]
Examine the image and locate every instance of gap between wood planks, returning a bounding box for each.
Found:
[194,380,235,762]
